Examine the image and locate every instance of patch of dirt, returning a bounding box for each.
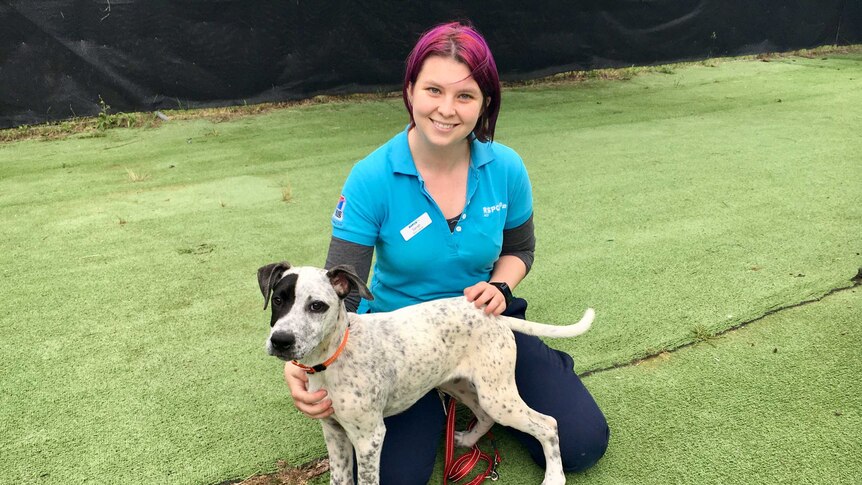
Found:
[233,459,329,485]
[634,351,673,370]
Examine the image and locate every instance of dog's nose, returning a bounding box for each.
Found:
[270,331,296,351]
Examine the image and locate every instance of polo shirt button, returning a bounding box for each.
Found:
[461,214,467,220]
[455,226,462,232]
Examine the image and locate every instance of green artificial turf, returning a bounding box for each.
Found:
[1,51,860,484]
[423,286,861,485]
[508,53,862,370]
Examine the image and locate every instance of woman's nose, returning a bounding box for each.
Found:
[437,96,456,117]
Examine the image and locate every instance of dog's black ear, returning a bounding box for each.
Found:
[327,265,374,301]
[257,261,291,310]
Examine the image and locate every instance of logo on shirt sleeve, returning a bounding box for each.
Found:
[333,195,347,222]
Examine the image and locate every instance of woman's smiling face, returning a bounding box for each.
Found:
[407,56,485,150]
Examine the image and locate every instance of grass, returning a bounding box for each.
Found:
[463,287,862,485]
[125,168,150,183]
[280,178,294,203]
[0,48,860,484]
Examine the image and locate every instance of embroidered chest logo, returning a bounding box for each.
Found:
[482,202,508,217]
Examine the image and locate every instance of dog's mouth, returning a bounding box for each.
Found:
[266,348,302,362]
[266,342,302,362]
[267,350,295,361]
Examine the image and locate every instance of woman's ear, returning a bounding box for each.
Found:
[478,96,490,116]
[406,82,414,105]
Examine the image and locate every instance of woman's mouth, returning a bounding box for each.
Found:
[432,120,457,130]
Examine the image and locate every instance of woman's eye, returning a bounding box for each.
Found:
[427,87,441,94]
[308,301,329,313]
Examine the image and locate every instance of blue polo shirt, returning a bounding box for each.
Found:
[332,128,533,313]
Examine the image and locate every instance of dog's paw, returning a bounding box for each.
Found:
[453,430,481,448]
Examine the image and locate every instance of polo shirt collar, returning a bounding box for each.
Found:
[391,127,495,176]
[470,135,495,168]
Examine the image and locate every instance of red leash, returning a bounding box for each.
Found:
[443,397,501,484]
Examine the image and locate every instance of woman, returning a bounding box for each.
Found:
[286,21,609,484]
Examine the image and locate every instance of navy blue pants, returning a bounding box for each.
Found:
[360,298,609,484]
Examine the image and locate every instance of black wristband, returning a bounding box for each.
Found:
[489,281,513,306]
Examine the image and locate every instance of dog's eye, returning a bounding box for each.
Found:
[308,301,329,313]
[272,297,283,306]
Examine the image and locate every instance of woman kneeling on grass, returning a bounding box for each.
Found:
[285,21,609,484]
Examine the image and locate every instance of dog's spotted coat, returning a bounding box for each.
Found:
[257,262,594,485]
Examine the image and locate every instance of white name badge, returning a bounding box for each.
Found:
[400,212,432,241]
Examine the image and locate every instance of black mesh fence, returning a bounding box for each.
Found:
[1,0,859,128]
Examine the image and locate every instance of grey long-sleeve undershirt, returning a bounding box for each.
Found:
[324,214,536,312]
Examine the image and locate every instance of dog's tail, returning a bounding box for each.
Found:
[504,308,594,338]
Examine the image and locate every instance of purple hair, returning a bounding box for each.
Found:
[403,22,501,142]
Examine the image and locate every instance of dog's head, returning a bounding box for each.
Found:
[256,262,372,361]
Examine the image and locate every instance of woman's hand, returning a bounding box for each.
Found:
[284,362,334,419]
[464,281,507,316]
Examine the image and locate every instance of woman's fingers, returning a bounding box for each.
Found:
[284,362,335,419]
[463,282,506,316]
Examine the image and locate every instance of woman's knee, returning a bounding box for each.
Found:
[510,332,610,472]
[561,417,610,473]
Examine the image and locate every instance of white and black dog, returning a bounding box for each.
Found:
[258,262,594,485]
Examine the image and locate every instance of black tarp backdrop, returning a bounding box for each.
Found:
[1,0,859,128]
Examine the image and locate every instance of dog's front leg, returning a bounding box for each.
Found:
[321,418,354,485]
[344,418,386,485]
